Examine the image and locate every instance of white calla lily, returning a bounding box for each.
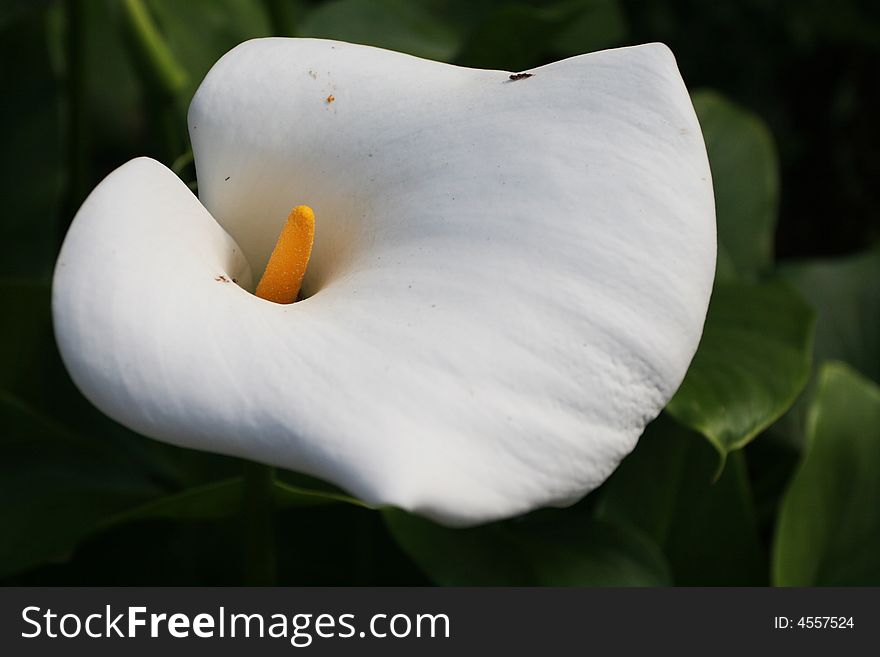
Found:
[52,38,715,526]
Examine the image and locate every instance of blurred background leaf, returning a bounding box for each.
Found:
[98,475,359,528]
[554,0,628,57]
[0,392,165,578]
[0,280,242,579]
[0,0,52,27]
[455,0,626,70]
[1,0,878,586]
[385,509,671,586]
[773,363,880,585]
[300,0,458,61]
[692,90,779,282]
[595,415,766,585]
[771,247,880,447]
[143,0,274,103]
[780,248,880,384]
[0,11,63,279]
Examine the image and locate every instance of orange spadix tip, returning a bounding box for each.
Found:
[255,205,315,304]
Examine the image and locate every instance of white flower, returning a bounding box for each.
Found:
[52,38,715,527]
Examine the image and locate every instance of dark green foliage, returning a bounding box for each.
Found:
[1,0,877,585]
[773,363,880,585]
[667,282,814,460]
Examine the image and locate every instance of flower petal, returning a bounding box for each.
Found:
[54,39,714,526]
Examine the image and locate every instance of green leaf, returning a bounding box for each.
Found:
[261,0,304,36]
[0,280,237,481]
[455,2,582,70]
[452,0,627,71]
[780,248,880,383]
[0,395,360,578]
[0,280,245,577]
[773,362,880,585]
[693,90,779,281]
[667,281,814,459]
[0,384,247,579]
[120,0,189,100]
[384,509,671,586]
[42,0,152,191]
[143,0,273,105]
[99,475,362,527]
[275,479,365,508]
[553,0,628,56]
[714,242,739,283]
[104,478,244,524]
[0,393,165,578]
[300,0,459,62]
[595,414,766,585]
[772,248,880,447]
[80,1,145,145]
